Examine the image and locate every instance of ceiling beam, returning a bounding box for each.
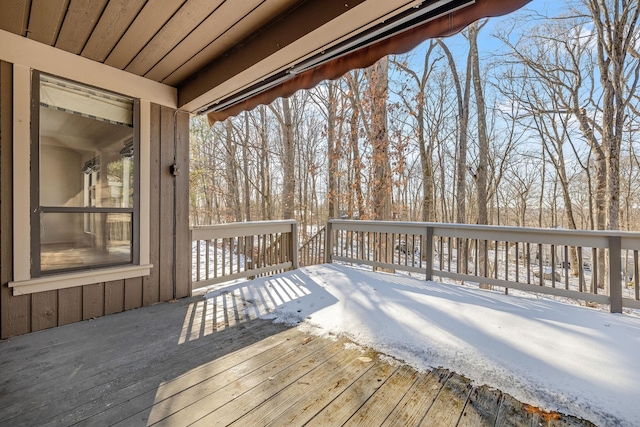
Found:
[0,29,177,108]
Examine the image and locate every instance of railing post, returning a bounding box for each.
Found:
[290,221,299,270]
[425,226,433,281]
[608,235,622,313]
[325,220,333,264]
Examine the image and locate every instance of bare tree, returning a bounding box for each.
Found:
[326,82,339,218]
[438,37,472,226]
[241,113,251,221]
[256,106,273,220]
[345,71,367,219]
[391,41,442,222]
[497,2,639,287]
[583,0,640,231]
[269,98,296,219]
[224,119,242,222]
[366,57,393,221]
[468,21,490,227]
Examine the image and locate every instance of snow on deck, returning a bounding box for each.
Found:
[205,263,640,427]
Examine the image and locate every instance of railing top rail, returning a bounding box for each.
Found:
[327,219,640,237]
[191,220,297,240]
[330,220,427,236]
[327,219,640,248]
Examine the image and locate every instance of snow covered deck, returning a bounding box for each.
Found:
[1,265,637,426]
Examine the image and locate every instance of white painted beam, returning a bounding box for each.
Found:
[0,29,177,108]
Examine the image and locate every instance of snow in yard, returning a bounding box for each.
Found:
[204,263,640,427]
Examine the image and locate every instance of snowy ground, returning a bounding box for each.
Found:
[203,264,640,427]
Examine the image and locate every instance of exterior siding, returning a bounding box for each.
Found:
[0,60,191,338]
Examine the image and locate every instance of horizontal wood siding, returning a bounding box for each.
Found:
[0,63,191,338]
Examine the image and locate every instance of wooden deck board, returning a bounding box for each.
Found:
[380,369,448,426]
[34,322,290,427]
[262,351,382,427]
[0,292,598,427]
[495,392,537,427]
[147,336,332,426]
[227,340,368,427]
[1,298,215,397]
[189,339,347,427]
[306,361,396,426]
[457,384,502,427]
[422,370,473,426]
[0,322,282,425]
[1,292,253,392]
[343,364,419,427]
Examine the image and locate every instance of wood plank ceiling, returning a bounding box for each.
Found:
[0,0,529,116]
[0,0,299,83]
[0,0,301,112]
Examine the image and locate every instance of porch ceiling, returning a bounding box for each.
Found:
[0,0,529,117]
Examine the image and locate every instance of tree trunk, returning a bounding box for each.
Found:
[327,82,338,218]
[281,98,296,220]
[242,113,251,221]
[469,22,489,227]
[259,106,272,220]
[439,38,471,274]
[225,119,242,222]
[369,57,392,222]
[367,57,393,272]
[349,97,365,219]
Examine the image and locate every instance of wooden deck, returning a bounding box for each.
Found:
[0,292,596,427]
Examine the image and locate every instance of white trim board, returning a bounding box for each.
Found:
[9,264,153,295]
[12,64,31,282]
[139,100,151,265]
[0,29,177,109]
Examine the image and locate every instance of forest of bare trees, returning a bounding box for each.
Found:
[190,0,640,242]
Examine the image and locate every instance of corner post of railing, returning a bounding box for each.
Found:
[425,225,434,281]
[290,220,299,270]
[608,235,623,313]
[325,220,334,264]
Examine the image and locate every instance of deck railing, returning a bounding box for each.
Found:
[190,220,298,290]
[324,220,640,313]
[298,226,326,267]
